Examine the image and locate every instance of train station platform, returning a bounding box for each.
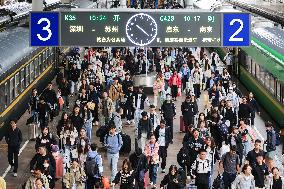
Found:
[0,78,283,188]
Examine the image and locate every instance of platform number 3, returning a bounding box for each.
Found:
[229,19,243,42]
[30,12,59,46]
[223,13,250,46]
[37,18,52,41]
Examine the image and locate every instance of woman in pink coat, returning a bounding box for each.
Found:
[168,71,182,101]
[144,134,159,189]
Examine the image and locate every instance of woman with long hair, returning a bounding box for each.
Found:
[111,159,135,189]
[205,137,220,187]
[168,70,181,101]
[231,164,255,189]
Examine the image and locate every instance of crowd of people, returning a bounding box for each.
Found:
[2,46,283,189]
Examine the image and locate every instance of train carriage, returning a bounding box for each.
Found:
[0,26,60,140]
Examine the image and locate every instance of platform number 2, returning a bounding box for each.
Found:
[229,19,243,42]
[223,13,250,46]
[37,18,52,41]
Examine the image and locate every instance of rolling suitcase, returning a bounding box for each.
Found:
[28,122,39,140]
[180,116,186,132]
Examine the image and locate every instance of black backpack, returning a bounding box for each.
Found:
[177,147,189,167]
[85,155,99,177]
[177,168,186,188]
[212,174,225,189]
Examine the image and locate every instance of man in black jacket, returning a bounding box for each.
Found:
[68,63,80,96]
[154,120,171,173]
[42,83,58,121]
[161,94,176,144]
[238,96,252,124]
[30,145,56,177]
[5,120,22,177]
[181,96,198,127]
[124,85,135,125]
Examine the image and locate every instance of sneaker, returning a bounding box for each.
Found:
[13,173,17,177]
[161,169,166,173]
[152,184,157,189]
[67,106,70,109]
[126,120,131,125]
[150,182,153,186]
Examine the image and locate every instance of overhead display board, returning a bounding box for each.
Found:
[30,10,250,47]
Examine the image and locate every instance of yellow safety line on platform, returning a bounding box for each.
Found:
[0,64,53,117]
[0,48,69,117]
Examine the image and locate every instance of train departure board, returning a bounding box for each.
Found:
[30,10,251,47]
[60,11,221,47]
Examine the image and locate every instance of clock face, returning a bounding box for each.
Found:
[126,13,158,46]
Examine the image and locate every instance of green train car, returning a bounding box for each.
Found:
[216,27,284,128]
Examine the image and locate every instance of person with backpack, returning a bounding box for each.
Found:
[111,159,135,189]
[5,120,22,177]
[160,165,186,189]
[265,121,277,159]
[220,145,241,189]
[85,143,103,189]
[231,164,255,189]
[190,149,211,189]
[144,134,159,189]
[134,152,149,189]
[104,124,123,182]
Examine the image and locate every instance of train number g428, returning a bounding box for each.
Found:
[159,15,175,22]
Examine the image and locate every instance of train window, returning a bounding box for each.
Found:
[43,50,46,62]
[0,85,3,112]
[38,55,43,73]
[246,56,252,74]
[4,82,9,107]
[9,77,15,102]
[251,60,256,77]
[45,49,48,59]
[25,64,30,87]
[30,61,35,81]
[15,73,20,97]
[20,68,25,91]
[269,74,275,94]
[34,58,39,77]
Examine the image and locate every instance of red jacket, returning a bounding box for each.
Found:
[168,74,181,88]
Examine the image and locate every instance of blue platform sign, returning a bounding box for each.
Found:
[223,13,250,46]
[30,12,59,46]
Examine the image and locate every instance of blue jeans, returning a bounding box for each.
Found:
[223,172,237,189]
[107,153,119,182]
[149,163,158,185]
[84,120,93,141]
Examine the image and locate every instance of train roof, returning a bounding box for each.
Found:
[252,27,284,57]
[251,27,284,68]
[0,27,37,76]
